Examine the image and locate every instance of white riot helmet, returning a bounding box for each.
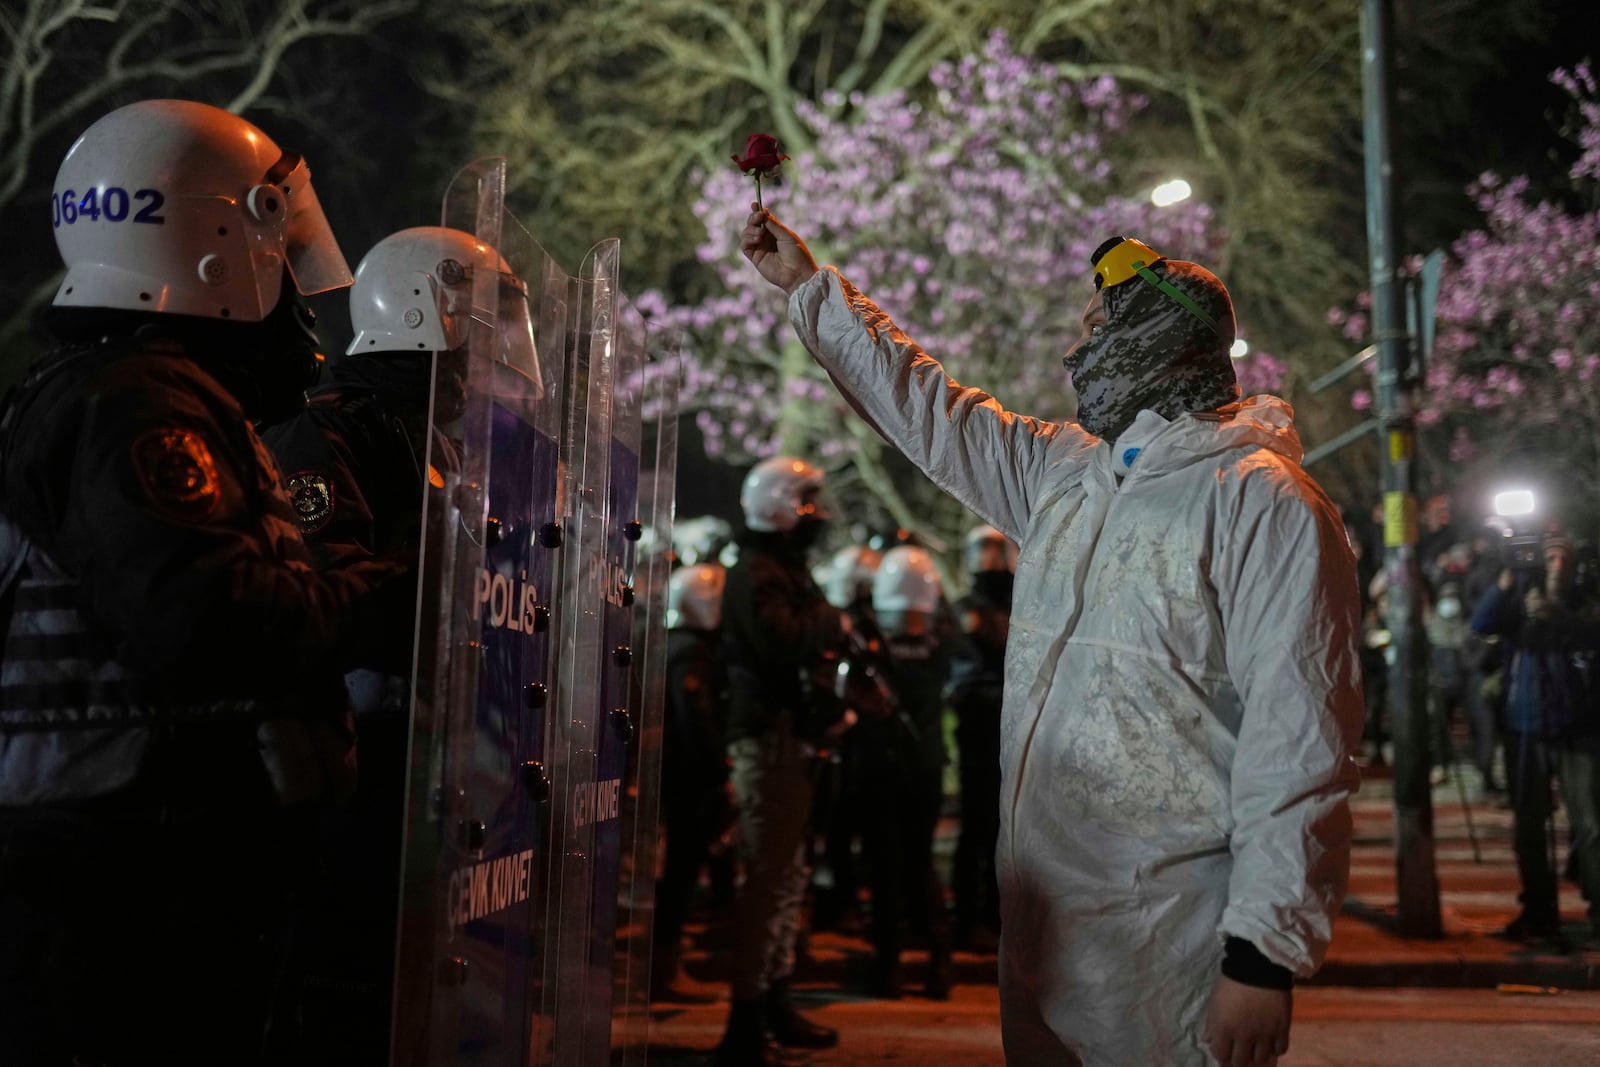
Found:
[740,456,828,533]
[963,524,1018,574]
[873,545,942,614]
[667,563,726,631]
[51,100,351,322]
[821,545,883,609]
[673,514,735,566]
[346,226,541,393]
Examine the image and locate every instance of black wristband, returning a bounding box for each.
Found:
[1220,936,1294,991]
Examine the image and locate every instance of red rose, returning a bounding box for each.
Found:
[733,133,789,177]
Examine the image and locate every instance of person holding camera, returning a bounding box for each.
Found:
[716,456,847,1065]
[1471,533,1600,946]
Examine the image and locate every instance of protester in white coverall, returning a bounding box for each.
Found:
[740,211,1364,1067]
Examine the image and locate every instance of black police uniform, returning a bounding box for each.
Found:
[859,611,953,998]
[653,622,731,989]
[718,528,844,1060]
[263,354,434,566]
[946,569,1012,944]
[0,327,407,1065]
[260,353,435,1062]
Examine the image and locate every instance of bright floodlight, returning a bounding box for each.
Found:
[1151,179,1193,207]
[1493,490,1536,517]
[1230,338,1250,359]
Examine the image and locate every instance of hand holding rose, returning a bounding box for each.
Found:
[740,203,819,296]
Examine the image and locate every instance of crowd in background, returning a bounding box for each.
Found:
[1348,495,1600,951]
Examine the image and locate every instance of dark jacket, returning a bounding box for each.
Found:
[665,628,728,784]
[261,355,433,565]
[0,336,406,806]
[1472,582,1599,737]
[869,622,950,775]
[947,570,1012,710]
[720,530,843,744]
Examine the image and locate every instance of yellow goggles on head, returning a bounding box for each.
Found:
[1090,236,1220,335]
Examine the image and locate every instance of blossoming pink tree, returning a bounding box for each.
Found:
[644,32,1285,548]
[1344,64,1600,520]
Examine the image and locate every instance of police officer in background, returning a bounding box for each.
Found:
[262,226,539,1058]
[811,543,882,933]
[716,456,846,1065]
[0,100,411,1064]
[861,545,953,999]
[947,524,1014,950]
[652,561,730,999]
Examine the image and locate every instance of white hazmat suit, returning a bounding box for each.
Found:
[788,268,1364,1065]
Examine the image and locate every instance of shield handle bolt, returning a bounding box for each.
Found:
[612,645,632,668]
[612,707,634,743]
[522,759,552,802]
[485,517,503,545]
[524,681,548,709]
[621,584,635,606]
[532,605,550,632]
[539,522,563,548]
[624,519,642,542]
[458,818,485,854]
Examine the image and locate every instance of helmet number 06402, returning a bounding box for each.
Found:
[52,187,166,228]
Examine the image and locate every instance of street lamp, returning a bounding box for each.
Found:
[1150,178,1192,207]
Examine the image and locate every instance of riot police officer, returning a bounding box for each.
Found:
[861,545,953,999]
[716,456,845,1065]
[811,543,882,932]
[264,226,542,561]
[947,524,1014,949]
[260,226,539,1059]
[0,100,410,1065]
[652,561,731,999]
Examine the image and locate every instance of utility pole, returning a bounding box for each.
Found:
[1362,0,1442,937]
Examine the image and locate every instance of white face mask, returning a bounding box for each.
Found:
[1437,596,1461,620]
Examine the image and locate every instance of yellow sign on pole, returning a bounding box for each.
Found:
[1384,491,1417,548]
[1389,430,1412,463]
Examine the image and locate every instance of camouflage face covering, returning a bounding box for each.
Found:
[1065,259,1240,441]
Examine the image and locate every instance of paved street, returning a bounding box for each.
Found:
[628,758,1600,1064]
[640,983,1600,1065]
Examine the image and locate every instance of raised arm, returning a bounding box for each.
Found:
[742,207,1096,542]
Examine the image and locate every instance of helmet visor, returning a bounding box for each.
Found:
[274,155,353,296]
[482,273,543,397]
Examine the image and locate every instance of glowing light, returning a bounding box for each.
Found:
[1151,179,1193,207]
[1230,338,1250,359]
[1493,490,1535,517]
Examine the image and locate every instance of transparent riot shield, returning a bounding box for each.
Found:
[612,317,682,1062]
[392,156,571,1067]
[537,237,625,1066]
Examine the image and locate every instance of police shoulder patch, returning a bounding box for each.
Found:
[285,470,336,533]
[131,427,222,523]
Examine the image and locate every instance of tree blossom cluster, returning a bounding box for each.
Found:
[644,32,1286,483]
[1345,65,1600,486]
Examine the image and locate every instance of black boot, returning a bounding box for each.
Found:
[715,997,789,1066]
[925,945,952,1001]
[765,980,838,1049]
[925,910,953,1000]
[864,952,903,999]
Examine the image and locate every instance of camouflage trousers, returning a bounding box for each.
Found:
[728,719,818,999]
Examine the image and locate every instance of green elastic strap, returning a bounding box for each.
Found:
[1133,262,1219,334]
